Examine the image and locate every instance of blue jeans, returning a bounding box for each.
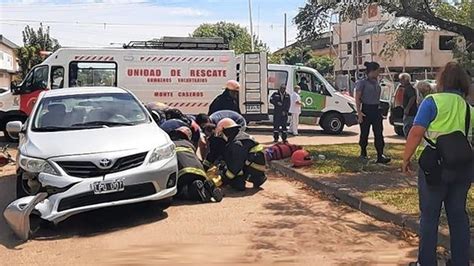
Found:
[418,169,471,265]
[403,115,415,139]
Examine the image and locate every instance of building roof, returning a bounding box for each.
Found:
[0,35,19,49]
[356,17,446,37]
[274,32,332,55]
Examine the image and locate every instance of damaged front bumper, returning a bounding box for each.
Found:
[3,192,48,241]
[4,155,178,240]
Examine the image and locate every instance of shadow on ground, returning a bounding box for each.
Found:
[0,173,169,249]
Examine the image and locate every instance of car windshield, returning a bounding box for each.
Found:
[32,92,150,132]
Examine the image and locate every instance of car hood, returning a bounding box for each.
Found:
[23,123,169,159]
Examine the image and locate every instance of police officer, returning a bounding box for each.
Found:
[270,84,291,143]
[355,61,390,164]
[209,110,247,130]
[403,62,473,265]
[208,80,241,115]
[161,120,223,203]
[216,118,267,191]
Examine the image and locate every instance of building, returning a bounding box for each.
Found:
[274,32,336,58]
[332,4,456,81]
[0,35,19,89]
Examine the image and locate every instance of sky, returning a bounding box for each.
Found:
[0,0,306,52]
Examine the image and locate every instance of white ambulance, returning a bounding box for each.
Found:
[0,37,357,140]
[0,37,268,140]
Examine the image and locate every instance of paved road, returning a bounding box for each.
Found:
[250,120,404,146]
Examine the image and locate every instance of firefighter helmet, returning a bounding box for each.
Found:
[175,126,193,141]
[225,80,240,91]
[291,149,313,167]
[216,118,240,136]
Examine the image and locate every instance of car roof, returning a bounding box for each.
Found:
[42,87,128,98]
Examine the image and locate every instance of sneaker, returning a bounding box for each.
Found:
[376,155,391,164]
[204,180,223,202]
[193,180,212,202]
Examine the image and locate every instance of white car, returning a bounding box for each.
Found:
[4,87,178,240]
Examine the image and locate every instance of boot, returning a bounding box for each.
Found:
[191,180,212,202]
[204,180,223,202]
[376,154,391,164]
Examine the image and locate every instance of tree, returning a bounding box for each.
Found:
[192,22,268,54]
[294,1,474,43]
[295,1,474,72]
[16,25,60,78]
[307,55,334,76]
[282,46,312,65]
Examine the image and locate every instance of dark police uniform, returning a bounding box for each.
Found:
[355,78,385,158]
[270,91,291,142]
[209,110,247,129]
[208,90,241,115]
[222,131,267,191]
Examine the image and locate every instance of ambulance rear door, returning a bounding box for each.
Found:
[238,52,268,121]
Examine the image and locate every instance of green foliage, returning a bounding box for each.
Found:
[282,46,312,65]
[307,55,334,76]
[16,25,60,78]
[191,22,268,54]
[268,53,283,64]
[295,0,474,43]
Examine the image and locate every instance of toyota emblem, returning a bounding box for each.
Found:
[98,158,113,169]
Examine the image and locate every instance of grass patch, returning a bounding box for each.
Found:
[366,187,474,225]
[304,143,405,174]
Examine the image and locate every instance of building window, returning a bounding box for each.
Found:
[346,42,352,55]
[405,39,424,50]
[365,39,370,44]
[439,35,455,50]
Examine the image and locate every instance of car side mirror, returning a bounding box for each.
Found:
[6,121,24,138]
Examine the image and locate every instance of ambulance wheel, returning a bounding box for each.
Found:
[394,126,404,137]
[321,113,344,135]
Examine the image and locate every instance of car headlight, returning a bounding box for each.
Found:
[149,143,176,164]
[19,155,59,175]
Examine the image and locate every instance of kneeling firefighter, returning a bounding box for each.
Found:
[216,118,267,191]
[161,120,223,203]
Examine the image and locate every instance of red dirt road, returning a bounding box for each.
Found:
[0,171,417,265]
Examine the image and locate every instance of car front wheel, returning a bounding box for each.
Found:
[321,113,344,135]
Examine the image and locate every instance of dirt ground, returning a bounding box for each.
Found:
[0,169,417,265]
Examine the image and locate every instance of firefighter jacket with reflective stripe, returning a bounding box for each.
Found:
[174,140,207,179]
[223,131,266,179]
[203,136,227,171]
[270,91,291,114]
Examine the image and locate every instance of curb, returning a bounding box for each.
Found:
[268,160,474,256]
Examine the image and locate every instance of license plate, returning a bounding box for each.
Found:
[92,180,124,194]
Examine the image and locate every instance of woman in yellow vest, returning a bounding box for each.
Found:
[403,62,473,265]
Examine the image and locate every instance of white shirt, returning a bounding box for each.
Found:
[289,91,302,114]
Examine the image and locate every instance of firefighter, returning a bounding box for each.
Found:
[161,120,223,203]
[270,84,291,143]
[216,118,267,191]
[201,123,227,172]
[208,80,241,115]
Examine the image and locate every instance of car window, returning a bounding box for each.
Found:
[297,71,330,96]
[32,93,149,131]
[51,66,65,90]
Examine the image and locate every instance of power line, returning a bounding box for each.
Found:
[0,19,285,29]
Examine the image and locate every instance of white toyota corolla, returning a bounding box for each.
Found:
[4,87,178,240]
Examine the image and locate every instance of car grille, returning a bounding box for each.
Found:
[57,183,156,212]
[57,152,148,178]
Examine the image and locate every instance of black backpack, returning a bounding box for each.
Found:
[419,102,472,185]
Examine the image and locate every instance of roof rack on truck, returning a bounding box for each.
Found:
[124,36,229,50]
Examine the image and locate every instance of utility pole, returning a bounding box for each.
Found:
[248,0,255,52]
[284,13,287,48]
